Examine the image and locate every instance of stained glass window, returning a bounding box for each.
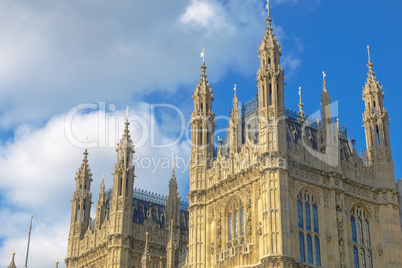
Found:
[240,208,244,236]
[299,232,305,263]
[234,211,239,238]
[228,213,232,241]
[307,234,313,264]
[305,203,311,231]
[315,236,321,266]
[297,200,303,228]
[351,205,372,268]
[313,204,319,233]
[354,246,359,268]
[297,189,320,266]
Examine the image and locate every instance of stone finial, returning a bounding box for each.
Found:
[297,87,305,123]
[7,251,16,268]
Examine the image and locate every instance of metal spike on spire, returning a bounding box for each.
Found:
[266,0,270,15]
[298,87,302,104]
[322,71,327,92]
[298,87,305,123]
[366,45,374,76]
[200,48,205,63]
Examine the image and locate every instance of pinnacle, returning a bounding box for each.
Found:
[233,84,238,104]
[7,251,16,268]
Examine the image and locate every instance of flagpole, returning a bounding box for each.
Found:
[24,215,33,268]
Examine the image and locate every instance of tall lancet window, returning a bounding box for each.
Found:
[350,204,373,268]
[297,189,321,266]
[226,196,245,248]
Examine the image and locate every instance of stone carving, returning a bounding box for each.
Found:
[336,205,345,268]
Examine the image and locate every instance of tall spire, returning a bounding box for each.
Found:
[362,46,394,188]
[257,0,286,153]
[95,173,106,230]
[320,72,333,151]
[8,251,16,268]
[141,232,151,268]
[165,166,181,228]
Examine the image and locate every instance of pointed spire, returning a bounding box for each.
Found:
[8,251,16,268]
[56,259,59,268]
[142,232,151,268]
[116,109,134,163]
[233,84,238,104]
[77,148,91,181]
[172,162,176,179]
[366,45,375,79]
[100,172,105,193]
[265,0,273,31]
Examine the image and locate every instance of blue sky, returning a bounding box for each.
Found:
[0,0,401,267]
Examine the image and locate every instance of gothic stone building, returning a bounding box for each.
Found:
[187,9,402,268]
[65,120,189,268]
[64,6,402,268]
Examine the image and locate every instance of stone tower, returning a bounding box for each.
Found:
[362,51,401,264]
[188,60,215,266]
[67,149,93,259]
[362,52,395,189]
[186,4,402,268]
[257,8,286,154]
[109,118,135,267]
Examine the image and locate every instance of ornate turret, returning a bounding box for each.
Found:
[165,165,181,228]
[257,1,286,153]
[230,84,239,154]
[190,56,215,191]
[8,251,16,268]
[109,112,136,266]
[95,174,106,230]
[67,148,93,258]
[362,46,394,188]
[320,71,334,151]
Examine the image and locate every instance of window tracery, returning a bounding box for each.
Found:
[350,204,373,268]
[226,196,245,248]
[297,189,321,266]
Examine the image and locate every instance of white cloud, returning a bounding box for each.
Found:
[180,0,235,34]
[0,0,302,129]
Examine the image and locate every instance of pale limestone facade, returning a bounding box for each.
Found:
[187,9,402,268]
[63,6,402,268]
[65,120,189,268]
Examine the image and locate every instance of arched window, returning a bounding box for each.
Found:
[350,204,373,268]
[297,189,321,266]
[227,196,245,248]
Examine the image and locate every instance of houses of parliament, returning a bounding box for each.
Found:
[7,3,401,268]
